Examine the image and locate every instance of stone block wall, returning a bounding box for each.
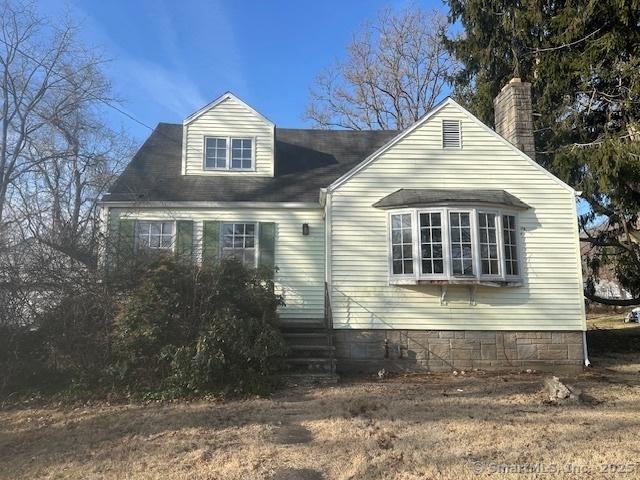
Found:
[334,329,584,373]
[493,78,536,160]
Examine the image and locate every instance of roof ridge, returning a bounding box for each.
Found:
[151,122,397,134]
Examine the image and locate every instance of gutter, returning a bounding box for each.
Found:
[97,200,323,209]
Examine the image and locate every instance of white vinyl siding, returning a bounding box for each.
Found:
[184,96,273,176]
[110,206,324,321]
[329,102,585,332]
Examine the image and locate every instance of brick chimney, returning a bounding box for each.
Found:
[493,78,536,159]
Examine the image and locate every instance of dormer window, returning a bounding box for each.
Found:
[231,138,253,169]
[204,136,254,171]
[205,137,227,169]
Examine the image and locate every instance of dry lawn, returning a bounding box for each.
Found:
[2,354,640,480]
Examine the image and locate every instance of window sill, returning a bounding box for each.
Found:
[389,277,523,287]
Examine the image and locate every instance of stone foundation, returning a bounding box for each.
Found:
[333,329,584,373]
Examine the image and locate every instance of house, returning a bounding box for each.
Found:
[100,78,587,373]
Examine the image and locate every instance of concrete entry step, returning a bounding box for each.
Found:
[279,373,339,387]
[285,357,336,374]
[279,318,336,374]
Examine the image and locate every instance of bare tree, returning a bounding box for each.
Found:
[0,0,112,231]
[11,117,131,267]
[0,1,133,329]
[306,7,456,130]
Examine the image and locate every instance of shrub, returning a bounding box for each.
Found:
[112,257,287,396]
[0,325,50,395]
[37,287,116,387]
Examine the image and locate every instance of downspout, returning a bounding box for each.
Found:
[322,189,332,287]
[574,190,590,367]
[582,331,591,367]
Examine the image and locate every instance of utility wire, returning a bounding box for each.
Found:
[0,35,160,134]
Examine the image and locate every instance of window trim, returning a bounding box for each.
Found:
[220,221,259,268]
[417,208,448,279]
[134,219,176,253]
[387,207,522,285]
[476,209,504,281]
[203,136,228,170]
[502,213,521,280]
[442,119,462,149]
[203,136,256,172]
[388,210,418,280]
[448,209,476,278]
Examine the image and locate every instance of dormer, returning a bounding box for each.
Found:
[181,92,275,177]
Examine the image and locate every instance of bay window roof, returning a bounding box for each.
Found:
[372,189,530,210]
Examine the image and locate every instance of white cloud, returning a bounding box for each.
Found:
[118,58,207,118]
[66,0,248,123]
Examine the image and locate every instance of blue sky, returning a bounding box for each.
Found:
[43,0,447,142]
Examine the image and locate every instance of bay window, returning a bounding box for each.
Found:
[388,208,521,284]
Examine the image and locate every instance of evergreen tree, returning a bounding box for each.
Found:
[444,0,640,304]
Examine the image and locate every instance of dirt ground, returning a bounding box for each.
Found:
[1,351,640,480]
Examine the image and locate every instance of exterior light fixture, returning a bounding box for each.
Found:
[302,223,310,236]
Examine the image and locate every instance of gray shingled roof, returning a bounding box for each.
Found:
[372,189,531,210]
[102,123,397,203]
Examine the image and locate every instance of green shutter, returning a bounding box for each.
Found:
[202,221,221,264]
[117,218,135,258]
[258,222,276,276]
[175,220,194,260]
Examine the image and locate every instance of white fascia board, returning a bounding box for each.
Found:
[98,200,322,210]
[183,92,275,127]
[327,97,575,195]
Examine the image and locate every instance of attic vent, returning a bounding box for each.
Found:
[442,120,461,149]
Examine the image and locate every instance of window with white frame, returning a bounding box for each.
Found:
[136,221,174,251]
[503,214,519,276]
[204,137,227,169]
[419,212,444,275]
[449,211,473,276]
[388,208,521,283]
[204,137,253,170]
[231,138,253,169]
[390,213,414,275]
[222,223,257,267]
[478,212,500,276]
